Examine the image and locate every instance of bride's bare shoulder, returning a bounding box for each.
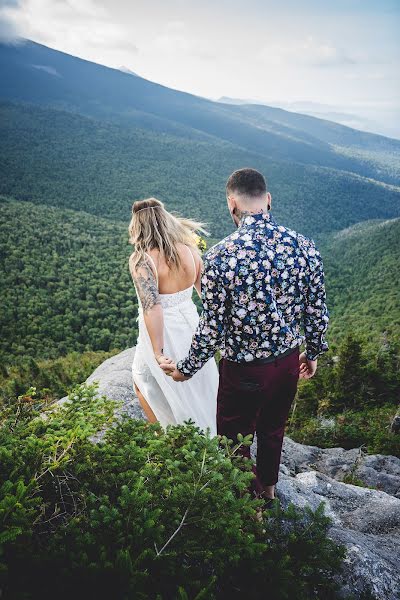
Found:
[175,242,188,252]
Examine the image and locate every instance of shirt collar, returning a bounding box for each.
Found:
[238,211,275,229]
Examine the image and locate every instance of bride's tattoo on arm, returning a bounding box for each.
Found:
[133,261,160,313]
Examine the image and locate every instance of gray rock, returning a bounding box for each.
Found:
[280,437,400,498]
[58,347,145,420]
[276,470,400,600]
[58,347,400,600]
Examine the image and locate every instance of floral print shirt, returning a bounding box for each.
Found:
[177,211,329,377]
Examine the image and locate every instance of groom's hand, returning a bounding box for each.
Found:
[160,362,190,382]
[299,352,317,379]
[170,368,190,382]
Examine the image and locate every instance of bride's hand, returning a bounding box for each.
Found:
[160,361,177,375]
[154,353,173,366]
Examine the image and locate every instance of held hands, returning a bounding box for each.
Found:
[154,353,173,366]
[158,351,316,380]
[159,359,190,381]
[299,351,317,379]
[155,354,190,382]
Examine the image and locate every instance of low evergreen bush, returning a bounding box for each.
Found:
[288,335,400,457]
[289,405,400,457]
[0,384,345,599]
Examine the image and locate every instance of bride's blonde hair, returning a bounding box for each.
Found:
[128,197,208,275]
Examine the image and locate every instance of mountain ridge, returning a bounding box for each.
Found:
[1,99,400,240]
[1,39,400,186]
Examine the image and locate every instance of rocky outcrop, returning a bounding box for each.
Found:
[59,347,145,420]
[264,440,400,599]
[276,467,400,599]
[63,347,400,600]
[280,437,400,498]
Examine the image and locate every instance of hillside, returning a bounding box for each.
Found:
[1,197,398,365]
[0,197,136,362]
[322,218,400,346]
[1,40,400,188]
[218,99,400,183]
[1,39,399,365]
[1,101,400,240]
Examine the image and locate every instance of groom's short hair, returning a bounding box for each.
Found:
[226,168,267,198]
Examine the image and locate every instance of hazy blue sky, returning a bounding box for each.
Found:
[1,0,399,137]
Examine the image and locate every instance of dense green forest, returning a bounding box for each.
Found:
[1,101,400,241]
[287,334,400,457]
[321,218,400,348]
[0,197,135,362]
[1,196,399,367]
[0,349,117,405]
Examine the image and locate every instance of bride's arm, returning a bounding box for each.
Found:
[131,258,166,363]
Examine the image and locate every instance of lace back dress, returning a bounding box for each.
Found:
[131,249,218,436]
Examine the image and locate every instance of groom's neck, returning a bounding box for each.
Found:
[236,204,269,221]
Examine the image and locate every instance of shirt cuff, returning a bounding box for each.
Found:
[305,340,329,361]
[305,349,320,361]
[176,359,195,378]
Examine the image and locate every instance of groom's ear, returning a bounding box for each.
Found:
[267,191,272,210]
[227,195,236,212]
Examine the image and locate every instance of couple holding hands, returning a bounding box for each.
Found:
[129,168,328,502]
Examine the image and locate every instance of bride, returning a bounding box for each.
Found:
[128,197,219,436]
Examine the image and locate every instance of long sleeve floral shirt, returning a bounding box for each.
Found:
[177,211,329,377]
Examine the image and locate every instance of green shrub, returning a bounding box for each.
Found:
[224,500,346,600]
[0,350,118,409]
[288,405,400,457]
[288,335,400,457]
[0,384,345,599]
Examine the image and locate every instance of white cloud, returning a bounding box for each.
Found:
[148,20,214,61]
[2,0,138,56]
[259,36,357,68]
[344,72,385,81]
[0,0,21,42]
[64,0,108,19]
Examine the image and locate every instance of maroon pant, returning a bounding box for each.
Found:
[217,347,300,495]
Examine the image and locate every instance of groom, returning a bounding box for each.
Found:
[161,168,329,504]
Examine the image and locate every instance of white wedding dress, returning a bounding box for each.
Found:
[131,251,219,436]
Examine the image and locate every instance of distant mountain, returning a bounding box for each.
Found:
[218,97,399,141]
[220,96,372,130]
[1,40,400,186]
[1,101,400,240]
[0,39,399,246]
